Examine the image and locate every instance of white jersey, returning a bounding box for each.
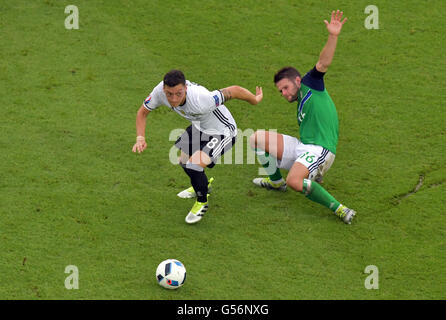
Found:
[143,80,237,137]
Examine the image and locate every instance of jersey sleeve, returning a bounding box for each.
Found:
[301,66,326,91]
[193,87,225,114]
[209,89,225,110]
[142,81,164,111]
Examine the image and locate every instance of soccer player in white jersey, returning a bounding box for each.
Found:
[132,70,263,224]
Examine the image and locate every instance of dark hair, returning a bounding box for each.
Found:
[163,69,186,87]
[274,67,301,84]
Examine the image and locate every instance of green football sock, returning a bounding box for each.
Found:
[255,149,283,182]
[302,179,340,212]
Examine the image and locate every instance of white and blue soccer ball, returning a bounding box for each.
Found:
[156,259,187,289]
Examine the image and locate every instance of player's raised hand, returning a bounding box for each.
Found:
[324,10,347,36]
[132,136,147,153]
[254,86,263,104]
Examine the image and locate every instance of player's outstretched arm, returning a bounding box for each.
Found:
[316,10,347,73]
[132,105,150,153]
[220,85,263,105]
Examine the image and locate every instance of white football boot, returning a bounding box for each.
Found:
[335,205,356,224]
[177,177,214,199]
[252,177,287,191]
[185,200,209,224]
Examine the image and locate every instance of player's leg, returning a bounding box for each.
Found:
[184,134,237,224]
[250,130,286,190]
[179,150,190,166]
[287,161,355,224]
[185,150,211,203]
[175,125,213,199]
[177,150,215,198]
[183,150,211,224]
[250,130,284,160]
[173,126,209,223]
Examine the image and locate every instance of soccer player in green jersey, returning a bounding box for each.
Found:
[250,10,356,224]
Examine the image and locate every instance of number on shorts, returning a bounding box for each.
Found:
[306,155,315,163]
[299,152,315,163]
[206,137,219,149]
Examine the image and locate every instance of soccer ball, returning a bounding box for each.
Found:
[156,259,187,289]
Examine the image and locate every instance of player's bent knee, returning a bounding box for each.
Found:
[179,152,190,165]
[286,176,303,192]
[250,130,266,150]
[249,132,258,149]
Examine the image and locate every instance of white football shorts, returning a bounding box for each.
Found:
[277,134,335,181]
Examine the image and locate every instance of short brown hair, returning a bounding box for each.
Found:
[274,67,301,84]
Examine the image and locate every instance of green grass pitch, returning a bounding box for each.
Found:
[0,0,445,299]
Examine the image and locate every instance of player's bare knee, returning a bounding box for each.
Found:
[249,132,258,149]
[179,152,189,165]
[286,176,303,192]
[250,130,266,150]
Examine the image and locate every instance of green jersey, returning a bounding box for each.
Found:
[296,67,339,154]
